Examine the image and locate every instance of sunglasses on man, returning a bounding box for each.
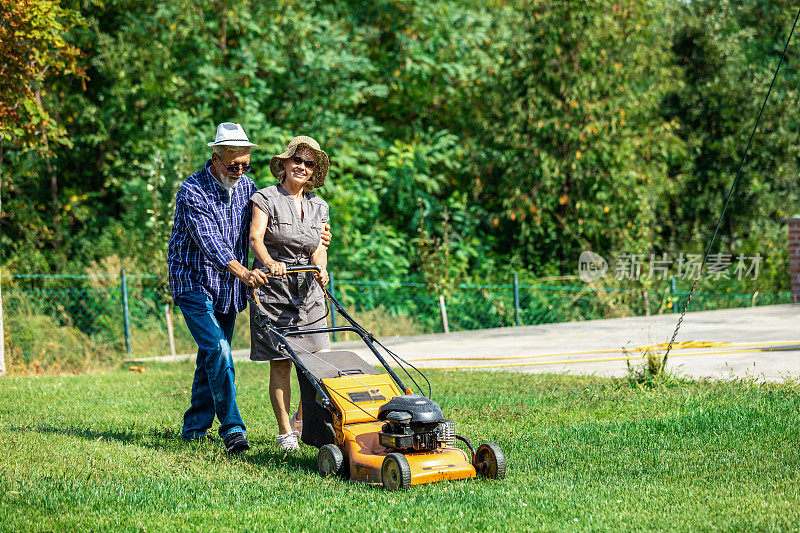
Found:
[218,161,253,173]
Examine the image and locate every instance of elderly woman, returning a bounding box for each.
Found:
[248,135,331,451]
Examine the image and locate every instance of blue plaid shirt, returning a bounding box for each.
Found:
[168,160,257,314]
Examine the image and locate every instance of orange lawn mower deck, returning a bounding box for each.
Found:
[249,266,506,490]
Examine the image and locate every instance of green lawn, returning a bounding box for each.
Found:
[1,363,800,531]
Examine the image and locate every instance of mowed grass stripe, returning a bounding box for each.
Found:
[1,362,800,531]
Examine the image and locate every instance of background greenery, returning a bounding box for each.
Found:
[2,0,800,371]
[3,0,799,285]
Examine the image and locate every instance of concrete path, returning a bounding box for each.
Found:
[135,304,800,381]
[322,304,800,381]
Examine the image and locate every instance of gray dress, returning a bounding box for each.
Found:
[249,184,330,361]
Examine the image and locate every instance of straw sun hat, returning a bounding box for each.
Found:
[269,135,330,188]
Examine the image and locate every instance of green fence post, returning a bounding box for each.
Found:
[121,268,131,356]
[670,276,678,314]
[513,272,520,327]
[329,274,337,343]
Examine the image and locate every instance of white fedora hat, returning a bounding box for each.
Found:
[207,122,258,147]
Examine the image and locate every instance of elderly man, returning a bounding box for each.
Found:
[168,122,331,453]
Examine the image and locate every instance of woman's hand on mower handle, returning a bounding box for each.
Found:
[315,266,329,287]
[266,260,287,277]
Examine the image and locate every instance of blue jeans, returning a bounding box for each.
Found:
[176,291,246,440]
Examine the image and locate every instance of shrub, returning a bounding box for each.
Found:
[3,312,119,374]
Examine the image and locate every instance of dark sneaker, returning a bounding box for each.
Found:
[224,432,250,454]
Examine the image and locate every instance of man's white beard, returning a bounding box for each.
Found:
[217,175,241,190]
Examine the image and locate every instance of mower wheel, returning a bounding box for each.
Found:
[381,453,411,491]
[474,442,506,480]
[317,444,345,477]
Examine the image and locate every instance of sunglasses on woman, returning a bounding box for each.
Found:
[291,154,317,169]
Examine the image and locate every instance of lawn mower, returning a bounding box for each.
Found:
[248,266,506,490]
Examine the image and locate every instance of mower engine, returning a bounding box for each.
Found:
[377,394,456,452]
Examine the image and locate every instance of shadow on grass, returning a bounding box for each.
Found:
[6,424,318,473]
[242,447,318,473]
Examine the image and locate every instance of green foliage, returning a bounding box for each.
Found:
[1,0,799,299]
[474,0,684,272]
[0,0,86,148]
[661,0,800,293]
[625,345,669,386]
[2,311,118,373]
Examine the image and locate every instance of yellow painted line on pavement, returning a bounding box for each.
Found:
[407,339,800,363]
[427,345,800,371]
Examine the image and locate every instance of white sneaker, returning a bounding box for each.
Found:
[276,431,299,452]
[289,411,303,437]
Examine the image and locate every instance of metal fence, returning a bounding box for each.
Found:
[0,272,792,371]
[329,278,792,338]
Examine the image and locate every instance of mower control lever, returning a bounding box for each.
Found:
[338,369,365,376]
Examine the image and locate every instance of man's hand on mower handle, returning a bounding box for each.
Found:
[227,260,269,288]
[321,223,332,247]
[243,268,269,288]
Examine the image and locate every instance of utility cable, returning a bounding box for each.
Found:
[664,6,800,364]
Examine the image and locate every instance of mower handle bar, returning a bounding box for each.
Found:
[257,265,321,276]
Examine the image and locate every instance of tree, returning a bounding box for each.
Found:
[473,0,684,275]
[0,0,86,375]
[0,0,86,150]
[661,0,800,291]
